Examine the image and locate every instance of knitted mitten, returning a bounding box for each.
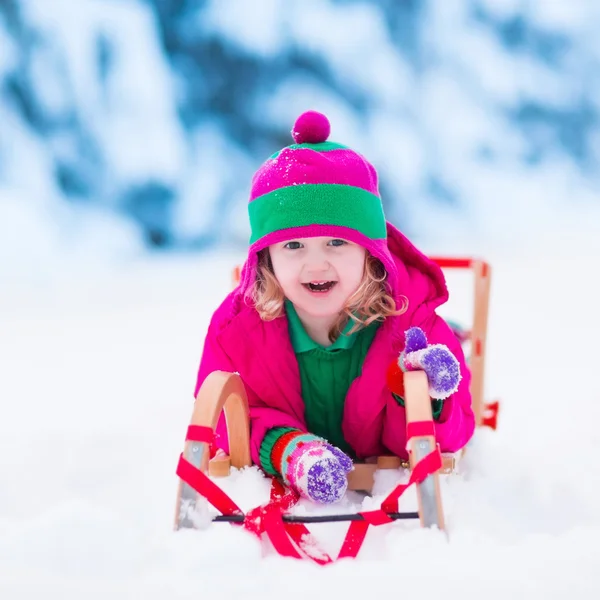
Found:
[272,432,353,504]
[400,327,461,400]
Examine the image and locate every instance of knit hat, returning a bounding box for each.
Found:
[239,110,400,296]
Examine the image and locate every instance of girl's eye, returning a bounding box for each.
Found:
[284,241,302,250]
[328,239,346,247]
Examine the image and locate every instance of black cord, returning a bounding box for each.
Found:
[212,511,419,524]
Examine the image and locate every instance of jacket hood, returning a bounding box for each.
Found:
[236,221,448,321]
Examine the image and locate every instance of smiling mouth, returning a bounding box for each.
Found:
[302,281,337,293]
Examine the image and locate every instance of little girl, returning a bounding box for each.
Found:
[194,110,475,504]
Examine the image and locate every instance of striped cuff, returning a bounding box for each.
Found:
[258,427,300,476]
[272,431,304,474]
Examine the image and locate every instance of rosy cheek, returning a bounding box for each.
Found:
[277,272,299,293]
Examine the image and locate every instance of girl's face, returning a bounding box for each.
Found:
[268,236,366,319]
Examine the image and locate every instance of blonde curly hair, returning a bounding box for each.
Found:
[246,248,408,342]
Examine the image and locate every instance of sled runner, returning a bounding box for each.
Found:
[174,256,499,563]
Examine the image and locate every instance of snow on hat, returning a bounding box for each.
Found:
[248,110,387,246]
[239,110,399,295]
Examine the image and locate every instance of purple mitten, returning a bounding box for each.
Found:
[404,326,428,353]
[282,438,353,504]
[401,327,462,399]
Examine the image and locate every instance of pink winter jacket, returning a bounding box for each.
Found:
[194,223,475,465]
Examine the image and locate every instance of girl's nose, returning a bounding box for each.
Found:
[304,249,330,272]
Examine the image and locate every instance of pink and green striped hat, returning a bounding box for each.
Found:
[239,110,399,294]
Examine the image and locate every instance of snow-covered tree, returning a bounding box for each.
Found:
[1,0,598,251]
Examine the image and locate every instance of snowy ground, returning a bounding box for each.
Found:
[2,228,600,599]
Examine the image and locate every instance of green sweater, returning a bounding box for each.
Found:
[259,301,379,474]
[258,301,442,475]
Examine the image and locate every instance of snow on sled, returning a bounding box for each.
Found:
[174,256,499,563]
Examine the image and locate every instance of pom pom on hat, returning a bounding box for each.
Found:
[291,110,331,144]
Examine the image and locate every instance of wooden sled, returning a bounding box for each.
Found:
[174,255,497,557]
[175,369,445,532]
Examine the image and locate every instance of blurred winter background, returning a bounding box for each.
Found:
[3,1,600,598]
[2,0,600,281]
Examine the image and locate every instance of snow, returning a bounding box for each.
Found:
[200,0,285,58]
[2,219,600,598]
[0,186,144,282]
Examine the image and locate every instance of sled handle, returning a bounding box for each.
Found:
[429,257,491,427]
[403,370,445,530]
[188,371,252,471]
[174,372,252,529]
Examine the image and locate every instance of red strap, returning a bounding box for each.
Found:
[186,425,214,443]
[406,420,435,440]
[269,481,333,565]
[430,257,473,269]
[244,478,301,536]
[269,477,300,510]
[254,505,334,565]
[381,448,442,513]
[359,509,394,526]
[176,453,242,516]
[482,400,500,430]
[262,507,306,560]
[281,522,332,566]
[247,479,333,565]
[337,447,442,559]
[338,521,370,560]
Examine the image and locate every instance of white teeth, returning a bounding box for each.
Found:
[305,281,336,292]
